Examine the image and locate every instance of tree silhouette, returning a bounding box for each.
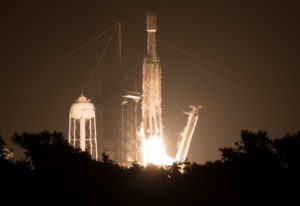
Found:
[273,131,300,205]
[0,130,299,205]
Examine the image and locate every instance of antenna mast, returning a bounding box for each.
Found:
[118,22,122,80]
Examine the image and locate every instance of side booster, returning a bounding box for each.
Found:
[142,12,162,139]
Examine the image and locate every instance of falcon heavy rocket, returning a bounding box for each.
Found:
[142,12,162,139]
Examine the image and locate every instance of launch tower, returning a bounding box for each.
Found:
[99,23,143,166]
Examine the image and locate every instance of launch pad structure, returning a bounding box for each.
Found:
[96,23,144,166]
[68,13,201,166]
[99,13,164,165]
[97,80,143,166]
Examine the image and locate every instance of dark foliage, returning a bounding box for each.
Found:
[0,130,299,205]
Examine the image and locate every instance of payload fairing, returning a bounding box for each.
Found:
[142,13,162,139]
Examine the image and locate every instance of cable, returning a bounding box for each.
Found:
[159,40,248,94]
[21,23,116,85]
[81,25,118,93]
[159,40,242,76]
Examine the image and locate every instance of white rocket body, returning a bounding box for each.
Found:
[142,13,162,139]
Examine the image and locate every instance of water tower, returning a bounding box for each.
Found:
[68,94,98,160]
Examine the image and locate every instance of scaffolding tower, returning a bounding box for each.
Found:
[97,80,143,166]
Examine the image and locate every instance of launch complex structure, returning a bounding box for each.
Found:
[68,13,201,166]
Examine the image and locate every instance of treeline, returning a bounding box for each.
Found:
[0,130,299,206]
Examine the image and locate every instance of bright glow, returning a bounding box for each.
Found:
[141,131,174,166]
[144,136,174,165]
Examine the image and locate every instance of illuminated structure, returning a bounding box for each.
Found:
[99,23,143,166]
[142,12,162,139]
[66,14,199,166]
[140,13,176,165]
[99,81,143,166]
[176,106,202,162]
[68,94,98,160]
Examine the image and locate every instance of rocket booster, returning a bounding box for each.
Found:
[142,13,162,139]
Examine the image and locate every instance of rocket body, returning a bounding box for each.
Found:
[142,13,162,139]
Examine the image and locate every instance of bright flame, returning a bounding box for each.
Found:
[141,134,174,166]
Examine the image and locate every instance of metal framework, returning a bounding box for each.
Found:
[101,84,143,166]
[175,105,202,162]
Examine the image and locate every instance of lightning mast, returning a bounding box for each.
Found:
[101,23,142,166]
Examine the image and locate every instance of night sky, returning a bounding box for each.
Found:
[1,0,299,163]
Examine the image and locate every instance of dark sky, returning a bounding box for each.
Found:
[1,0,299,162]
